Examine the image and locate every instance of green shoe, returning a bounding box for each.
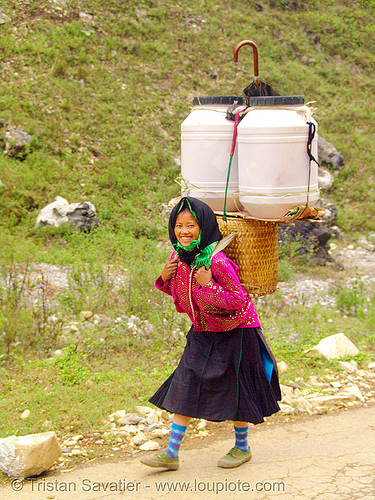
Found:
[140,450,179,470]
[218,447,252,469]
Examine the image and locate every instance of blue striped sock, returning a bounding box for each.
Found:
[234,425,250,452]
[166,423,187,459]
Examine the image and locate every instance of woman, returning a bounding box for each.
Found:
[141,197,281,470]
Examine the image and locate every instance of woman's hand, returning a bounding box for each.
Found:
[161,256,178,282]
[195,266,212,287]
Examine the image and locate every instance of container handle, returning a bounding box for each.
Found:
[233,40,260,88]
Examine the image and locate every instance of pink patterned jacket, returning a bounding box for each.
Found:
[155,251,261,332]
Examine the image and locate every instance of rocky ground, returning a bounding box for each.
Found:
[50,362,375,475]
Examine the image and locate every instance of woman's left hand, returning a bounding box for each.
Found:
[195,266,212,287]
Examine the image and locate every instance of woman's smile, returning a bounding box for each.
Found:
[174,209,200,247]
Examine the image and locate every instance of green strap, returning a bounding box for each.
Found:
[223,155,234,221]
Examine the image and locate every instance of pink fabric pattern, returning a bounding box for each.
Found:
[155,251,261,332]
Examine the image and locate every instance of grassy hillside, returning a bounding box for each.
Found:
[0,0,374,269]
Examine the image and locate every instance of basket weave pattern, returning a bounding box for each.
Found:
[216,216,279,297]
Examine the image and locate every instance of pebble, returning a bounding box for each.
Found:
[135,406,153,416]
[79,311,93,321]
[116,413,143,426]
[130,432,147,447]
[139,440,160,451]
[277,361,289,374]
[338,361,358,373]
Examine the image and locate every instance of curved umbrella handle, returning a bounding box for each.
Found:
[233,40,260,88]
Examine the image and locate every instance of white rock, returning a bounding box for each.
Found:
[338,361,357,373]
[79,311,93,321]
[277,361,288,374]
[315,405,329,415]
[306,395,341,404]
[108,410,127,422]
[318,167,334,190]
[357,370,374,380]
[197,430,209,437]
[135,406,152,416]
[330,381,342,388]
[279,403,295,415]
[35,197,70,227]
[304,333,359,361]
[69,435,83,443]
[121,425,138,436]
[114,430,131,438]
[280,384,294,397]
[146,410,158,425]
[148,423,160,432]
[338,385,365,402]
[0,432,61,478]
[70,449,84,456]
[281,394,295,406]
[117,413,143,426]
[20,410,30,420]
[129,433,147,447]
[150,429,169,439]
[196,419,208,431]
[296,397,314,414]
[35,197,97,229]
[368,362,375,371]
[139,440,160,451]
[79,12,94,23]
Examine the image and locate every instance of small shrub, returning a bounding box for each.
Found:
[335,277,366,317]
[54,344,91,386]
[0,263,64,356]
[278,259,293,282]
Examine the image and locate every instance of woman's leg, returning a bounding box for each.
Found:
[233,420,248,428]
[166,414,190,458]
[218,420,251,468]
[140,414,190,470]
[233,420,250,451]
[173,414,191,427]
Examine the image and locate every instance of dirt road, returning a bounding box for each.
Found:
[1,404,374,500]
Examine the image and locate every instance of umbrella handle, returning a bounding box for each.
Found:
[233,40,260,88]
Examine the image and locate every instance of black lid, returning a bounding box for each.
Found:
[193,96,245,106]
[247,96,305,106]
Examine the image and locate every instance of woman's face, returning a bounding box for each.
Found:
[174,209,200,247]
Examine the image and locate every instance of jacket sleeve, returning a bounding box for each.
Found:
[155,275,172,295]
[154,251,177,296]
[194,253,247,311]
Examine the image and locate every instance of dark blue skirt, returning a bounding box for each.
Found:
[149,327,281,423]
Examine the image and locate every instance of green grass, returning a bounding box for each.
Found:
[0,349,182,437]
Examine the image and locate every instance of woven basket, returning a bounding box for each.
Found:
[216,215,279,297]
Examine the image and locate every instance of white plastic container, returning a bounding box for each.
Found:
[238,96,319,219]
[181,97,244,212]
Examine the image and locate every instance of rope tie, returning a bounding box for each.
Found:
[306,121,319,207]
